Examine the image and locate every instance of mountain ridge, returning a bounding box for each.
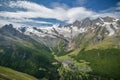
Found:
[0,16,119,49]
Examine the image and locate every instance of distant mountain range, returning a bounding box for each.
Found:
[0,16,120,48]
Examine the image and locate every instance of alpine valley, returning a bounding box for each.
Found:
[0,16,120,80]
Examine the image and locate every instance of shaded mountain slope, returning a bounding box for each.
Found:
[0,24,59,80]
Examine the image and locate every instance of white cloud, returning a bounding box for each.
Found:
[67,7,96,23]
[117,2,120,6]
[0,0,120,27]
[0,4,2,6]
[116,2,120,10]
[50,2,69,9]
[0,1,96,23]
[0,17,53,27]
[1,17,52,24]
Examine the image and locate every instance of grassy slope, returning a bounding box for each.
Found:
[73,36,120,79]
[56,35,120,79]
[0,66,37,80]
[74,48,120,79]
[85,36,120,50]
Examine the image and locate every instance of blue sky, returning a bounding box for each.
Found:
[0,0,120,27]
[34,0,119,11]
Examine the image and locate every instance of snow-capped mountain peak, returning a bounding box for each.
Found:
[1,17,119,44]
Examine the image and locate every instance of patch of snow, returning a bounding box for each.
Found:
[112,22,118,29]
[113,19,119,22]
[104,22,115,36]
[96,22,102,26]
[39,25,86,38]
